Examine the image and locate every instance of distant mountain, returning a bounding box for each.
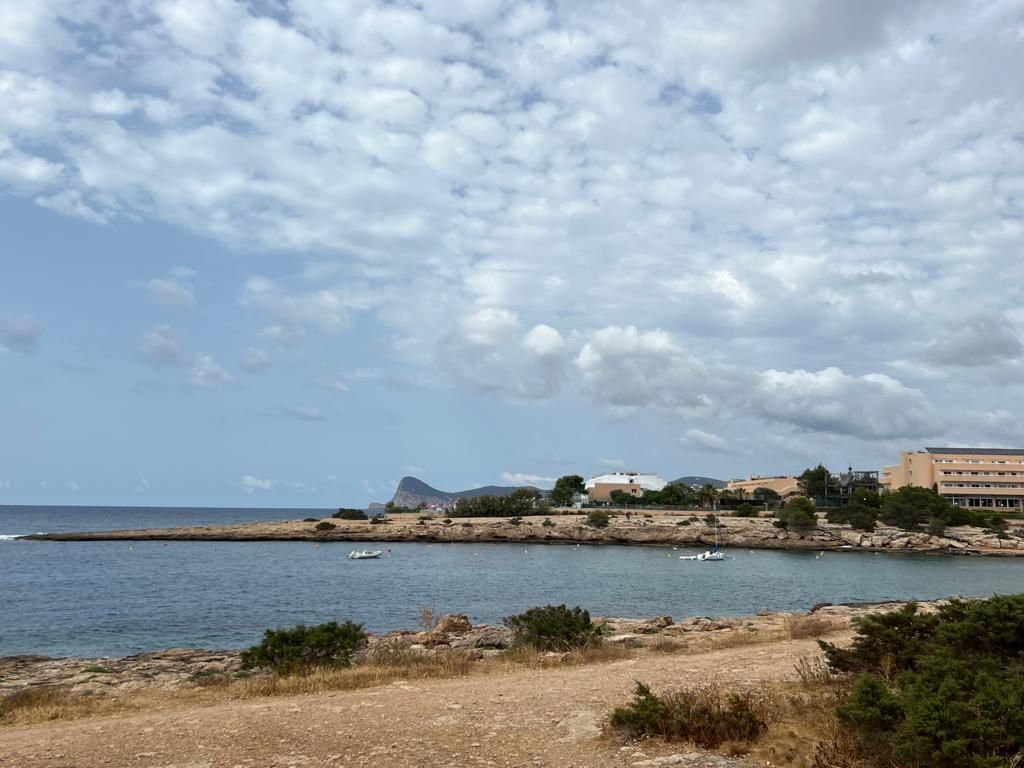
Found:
[669,476,727,489]
[386,476,536,509]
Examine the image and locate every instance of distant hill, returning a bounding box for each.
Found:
[386,476,536,509]
[669,476,727,489]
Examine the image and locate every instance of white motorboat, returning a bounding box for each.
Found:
[347,550,383,560]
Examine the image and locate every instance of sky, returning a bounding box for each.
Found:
[1,0,1023,508]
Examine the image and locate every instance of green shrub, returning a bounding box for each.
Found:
[826,502,878,532]
[302,517,319,522]
[609,682,772,748]
[821,595,1024,768]
[774,497,817,532]
[676,519,691,526]
[703,513,718,526]
[369,516,386,525]
[240,620,368,674]
[333,508,368,520]
[542,517,556,527]
[987,514,1008,533]
[733,503,757,518]
[503,604,601,651]
[314,521,336,531]
[586,510,610,528]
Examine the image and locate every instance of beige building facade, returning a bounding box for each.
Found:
[881,447,1024,510]
[726,475,800,498]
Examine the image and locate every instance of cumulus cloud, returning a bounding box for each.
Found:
[240,474,274,493]
[189,354,232,388]
[141,326,185,367]
[752,367,941,440]
[499,472,555,487]
[3,1,1022,450]
[681,429,729,453]
[0,315,42,354]
[145,267,196,308]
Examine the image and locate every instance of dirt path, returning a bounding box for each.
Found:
[0,637,831,768]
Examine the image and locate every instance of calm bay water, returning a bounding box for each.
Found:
[3,505,1024,658]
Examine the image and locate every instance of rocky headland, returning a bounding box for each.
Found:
[21,511,1024,555]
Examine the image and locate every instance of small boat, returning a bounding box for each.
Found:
[347,550,383,560]
[679,550,725,561]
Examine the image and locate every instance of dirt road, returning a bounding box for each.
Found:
[0,637,828,768]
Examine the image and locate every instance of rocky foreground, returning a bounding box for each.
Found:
[0,601,927,697]
[0,601,946,768]
[21,511,1024,555]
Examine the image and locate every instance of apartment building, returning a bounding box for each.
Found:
[585,472,666,503]
[881,447,1024,510]
[725,475,800,498]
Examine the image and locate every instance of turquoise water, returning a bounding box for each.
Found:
[3,506,1024,658]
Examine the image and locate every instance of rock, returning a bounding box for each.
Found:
[448,625,513,650]
[434,614,473,634]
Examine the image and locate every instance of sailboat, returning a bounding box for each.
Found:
[680,516,726,561]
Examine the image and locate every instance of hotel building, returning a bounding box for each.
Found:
[725,475,800,499]
[585,472,667,504]
[881,447,1024,510]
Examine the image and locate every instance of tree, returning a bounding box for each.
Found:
[752,487,781,502]
[698,483,719,507]
[879,486,951,531]
[774,496,817,532]
[609,489,634,506]
[550,474,585,506]
[850,487,881,508]
[661,483,692,506]
[798,464,834,498]
[826,502,878,532]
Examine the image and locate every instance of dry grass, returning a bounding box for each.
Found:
[674,627,789,655]
[0,686,138,726]
[784,614,834,640]
[648,635,683,653]
[500,641,631,669]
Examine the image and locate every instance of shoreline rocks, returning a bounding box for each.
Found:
[19,514,1024,556]
[0,600,940,698]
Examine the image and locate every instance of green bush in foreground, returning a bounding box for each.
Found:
[586,509,610,528]
[241,620,368,674]
[733,502,757,518]
[820,595,1024,768]
[504,604,601,651]
[610,682,772,748]
[314,521,336,531]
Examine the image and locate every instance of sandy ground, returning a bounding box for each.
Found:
[0,635,836,768]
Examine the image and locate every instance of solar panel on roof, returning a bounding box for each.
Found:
[925,447,1024,455]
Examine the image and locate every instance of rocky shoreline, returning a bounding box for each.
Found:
[0,601,926,698]
[18,512,1024,555]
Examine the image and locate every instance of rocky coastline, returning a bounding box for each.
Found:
[19,512,1024,555]
[0,600,925,698]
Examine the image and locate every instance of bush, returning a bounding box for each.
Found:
[821,596,1024,768]
[879,486,950,531]
[542,517,556,528]
[241,620,368,674]
[586,510,610,528]
[314,521,336,531]
[333,508,368,520]
[504,604,601,651]
[703,513,718,526]
[609,682,772,748]
[733,503,757,518]
[369,516,386,525]
[775,497,817,532]
[826,502,878,532]
[302,517,319,522]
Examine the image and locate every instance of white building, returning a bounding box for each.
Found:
[585,471,667,503]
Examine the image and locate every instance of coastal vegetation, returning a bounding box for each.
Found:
[817,595,1024,768]
[240,620,368,674]
[773,497,818,532]
[504,604,602,651]
[448,487,545,517]
[333,508,368,520]
[586,509,610,528]
[609,682,774,749]
[549,474,585,506]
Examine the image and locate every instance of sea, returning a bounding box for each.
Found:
[3,505,1024,659]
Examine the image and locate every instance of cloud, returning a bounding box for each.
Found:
[0,315,42,354]
[189,354,232,388]
[141,326,185,367]
[240,474,274,493]
[752,367,941,440]
[241,347,272,373]
[499,472,555,487]
[920,317,1024,368]
[145,268,196,308]
[600,458,626,468]
[265,405,327,422]
[240,276,351,345]
[681,429,729,453]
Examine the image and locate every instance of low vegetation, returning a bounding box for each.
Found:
[504,604,602,651]
[314,521,336,531]
[774,497,818,532]
[240,620,368,674]
[332,508,368,520]
[609,682,775,749]
[448,488,546,518]
[586,509,610,528]
[817,595,1024,768]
